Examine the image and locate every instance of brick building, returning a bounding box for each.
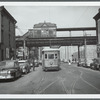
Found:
[94,8,100,58]
[33,21,57,38]
[0,6,17,61]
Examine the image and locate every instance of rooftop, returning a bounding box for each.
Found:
[0,6,17,23]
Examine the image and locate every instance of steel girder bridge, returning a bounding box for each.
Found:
[25,36,97,47]
[16,27,97,60]
[16,27,97,47]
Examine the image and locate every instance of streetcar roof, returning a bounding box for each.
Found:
[42,48,60,52]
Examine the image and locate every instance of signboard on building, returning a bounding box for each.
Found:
[97,44,100,53]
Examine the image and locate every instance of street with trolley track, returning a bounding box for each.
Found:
[0,62,100,94]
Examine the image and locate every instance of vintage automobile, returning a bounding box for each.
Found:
[85,59,93,68]
[77,59,85,67]
[90,58,100,70]
[0,60,22,80]
[18,60,31,74]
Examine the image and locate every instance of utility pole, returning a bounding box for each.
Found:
[67,46,69,62]
[84,31,87,65]
[65,46,66,60]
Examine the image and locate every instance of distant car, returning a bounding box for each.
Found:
[90,58,100,70]
[39,60,42,65]
[33,59,39,67]
[80,60,91,68]
[86,59,93,68]
[77,61,85,67]
[18,60,31,74]
[64,59,68,63]
[0,60,22,80]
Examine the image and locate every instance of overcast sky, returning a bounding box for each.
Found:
[2,5,100,36]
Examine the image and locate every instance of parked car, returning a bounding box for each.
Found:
[77,59,92,68]
[90,58,100,70]
[0,60,22,80]
[86,59,93,68]
[18,60,31,74]
[30,63,33,67]
[77,60,85,67]
[64,59,68,63]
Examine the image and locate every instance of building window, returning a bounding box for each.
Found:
[45,54,47,59]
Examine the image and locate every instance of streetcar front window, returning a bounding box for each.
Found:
[55,54,57,59]
[48,54,54,59]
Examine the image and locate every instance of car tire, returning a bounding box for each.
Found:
[98,66,100,71]
[25,70,28,74]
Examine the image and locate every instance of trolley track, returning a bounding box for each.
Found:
[61,63,100,94]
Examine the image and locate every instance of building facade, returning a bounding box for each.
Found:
[93,8,100,58]
[0,6,17,61]
[33,22,57,60]
[33,21,57,38]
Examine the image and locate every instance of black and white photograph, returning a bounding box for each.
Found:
[0,2,100,97]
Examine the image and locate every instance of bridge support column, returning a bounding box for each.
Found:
[78,45,80,61]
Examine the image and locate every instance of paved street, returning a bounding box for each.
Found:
[0,62,100,94]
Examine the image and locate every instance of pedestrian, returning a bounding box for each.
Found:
[68,59,71,65]
[33,59,35,71]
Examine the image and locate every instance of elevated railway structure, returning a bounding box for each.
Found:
[16,27,97,61]
[25,36,97,47]
[16,27,97,47]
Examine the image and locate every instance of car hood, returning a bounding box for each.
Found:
[19,65,26,69]
[0,66,16,71]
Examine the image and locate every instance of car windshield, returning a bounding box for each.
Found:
[0,61,6,66]
[0,61,14,68]
[19,62,26,66]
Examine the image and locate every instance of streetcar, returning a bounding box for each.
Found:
[42,48,60,71]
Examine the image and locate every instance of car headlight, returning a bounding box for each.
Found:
[7,70,11,74]
[22,66,25,69]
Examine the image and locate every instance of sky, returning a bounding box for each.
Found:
[2,5,100,36]
[1,3,100,60]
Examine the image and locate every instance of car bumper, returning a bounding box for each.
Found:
[43,66,60,71]
[22,69,27,73]
[0,75,14,79]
